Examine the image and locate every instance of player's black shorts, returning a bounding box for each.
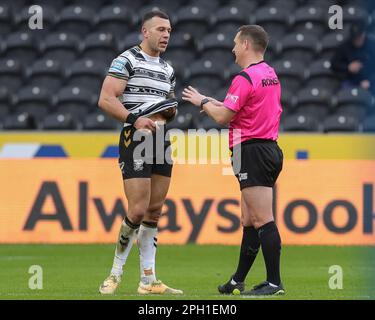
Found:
[118,125,173,180]
[231,139,283,190]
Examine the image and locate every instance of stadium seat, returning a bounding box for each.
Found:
[80,32,118,65]
[3,112,36,130]
[174,5,210,40]
[198,33,235,66]
[162,58,187,84]
[323,113,360,132]
[320,32,348,60]
[167,103,201,130]
[66,58,107,93]
[334,87,373,110]
[302,0,338,8]
[55,5,94,38]
[291,6,328,37]
[211,5,249,35]
[266,0,299,11]
[187,0,221,12]
[42,32,79,64]
[82,112,119,130]
[0,59,24,94]
[282,113,320,132]
[226,63,242,80]
[139,5,168,19]
[199,115,227,130]
[279,33,318,65]
[148,0,187,13]
[227,0,258,12]
[42,113,78,130]
[110,0,146,12]
[186,59,226,92]
[72,0,107,11]
[273,60,305,92]
[280,89,297,114]
[0,0,27,12]
[342,4,369,25]
[13,85,52,121]
[362,115,375,132]
[30,0,66,11]
[55,86,98,120]
[118,32,143,52]
[94,5,134,36]
[162,32,196,65]
[335,104,368,121]
[216,86,229,102]
[265,39,278,62]
[254,7,290,38]
[305,59,341,92]
[295,86,332,120]
[0,86,10,119]
[0,5,12,38]
[27,59,64,92]
[4,32,40,66]
[14,5,56,41]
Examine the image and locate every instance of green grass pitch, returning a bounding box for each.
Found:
[0,245,374,300]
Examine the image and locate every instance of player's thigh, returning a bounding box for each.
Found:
[124,178,151,218]
[143,174,171,222]
[241,186,274,229]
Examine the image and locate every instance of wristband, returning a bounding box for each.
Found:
[126,113,138,126]
[200,97,210,109]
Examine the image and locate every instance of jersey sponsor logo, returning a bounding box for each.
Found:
[238,172,248,181]
[111,59,125,72]
[225,93,239,104]
[262,78,279,87]
[133,159,144,172]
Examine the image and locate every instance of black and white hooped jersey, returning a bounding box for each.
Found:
[107,45,177,124]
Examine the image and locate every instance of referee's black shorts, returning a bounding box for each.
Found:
[118,125,173,180]
[231,139,283,190]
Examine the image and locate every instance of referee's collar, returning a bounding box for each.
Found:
[247,60,265,68]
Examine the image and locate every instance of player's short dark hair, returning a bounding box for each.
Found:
[237,25,269,53]
[142,9,170,26]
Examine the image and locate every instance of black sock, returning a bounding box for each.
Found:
[232,226,260,283]
[257,221,282,286]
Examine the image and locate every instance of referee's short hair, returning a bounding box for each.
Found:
[237,25,269,54]
[142,9,170,26]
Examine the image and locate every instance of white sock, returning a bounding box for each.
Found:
[110,220,138,277]
[138,224,158,285]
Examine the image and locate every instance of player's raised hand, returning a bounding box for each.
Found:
[134,117,156,131]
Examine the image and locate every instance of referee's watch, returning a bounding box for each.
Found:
[200,97,210,109]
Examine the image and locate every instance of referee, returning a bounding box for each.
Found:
[182,25,284,296]
[98,10,182,295]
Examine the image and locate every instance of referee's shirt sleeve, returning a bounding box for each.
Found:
[223,75,252,113]
[107,54,132,81]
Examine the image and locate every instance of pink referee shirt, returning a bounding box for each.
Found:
[223,61,282,148]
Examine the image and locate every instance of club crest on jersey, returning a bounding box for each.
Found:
[133,159,144,172]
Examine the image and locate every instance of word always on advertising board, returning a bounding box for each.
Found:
[0,159,374,245]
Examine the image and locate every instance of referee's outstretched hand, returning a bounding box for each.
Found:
[182,86,205,107]
[134,117,157,132]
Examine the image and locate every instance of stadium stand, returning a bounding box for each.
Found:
[0,0,373,132]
